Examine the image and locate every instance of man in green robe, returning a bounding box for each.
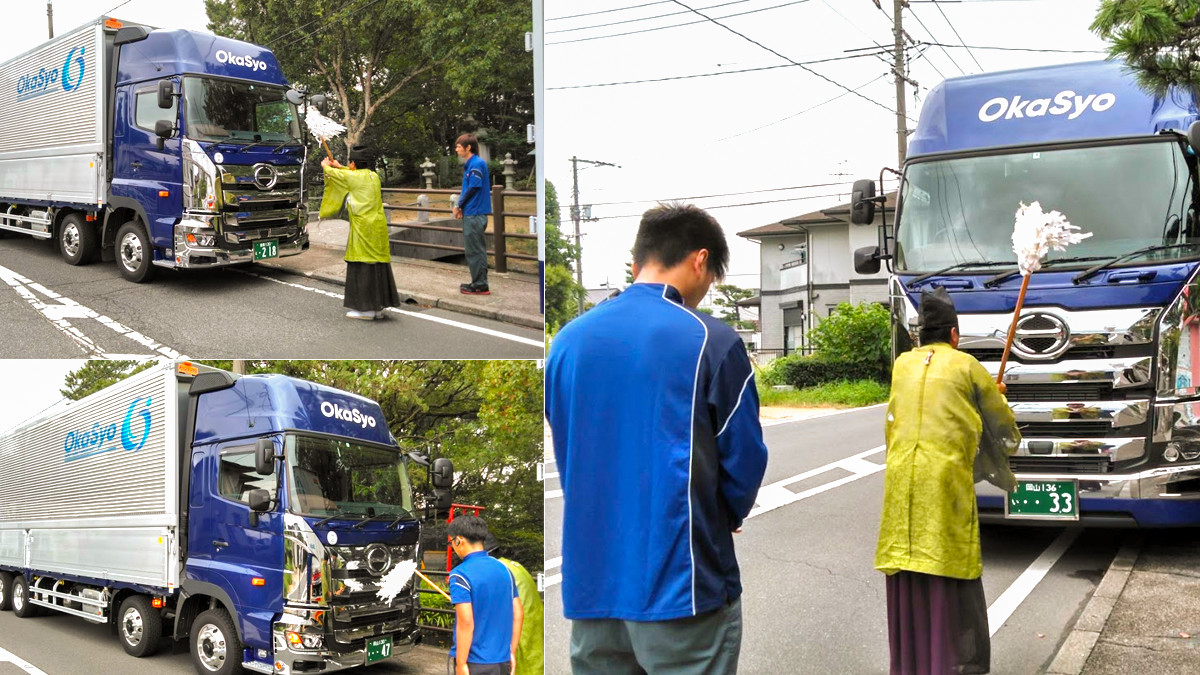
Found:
[320,145,400,320]
[875,287,1019,675]
[486,536,544,675]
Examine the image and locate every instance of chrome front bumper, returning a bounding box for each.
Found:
[164,217,308,269]
[270,621,418,675]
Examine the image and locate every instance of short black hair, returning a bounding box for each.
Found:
[919,325,955,346]
[455,133,479,155]
[447,515,489,544]
[632,203,729,278]
[348,144,377,171]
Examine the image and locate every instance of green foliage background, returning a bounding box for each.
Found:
[762,302,892,390]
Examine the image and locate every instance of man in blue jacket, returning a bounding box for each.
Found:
[546,203,769,674]
[454,133,492,295]
[448,516,522,675]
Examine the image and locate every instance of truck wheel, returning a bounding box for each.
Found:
[58,213,98,265]
[116,220,155,283]
[0,572,11,611]
[11,576,37,618]
[118,595,163,657]
[190,608,243,675]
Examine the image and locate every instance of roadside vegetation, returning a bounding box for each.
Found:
[758,302,892,408]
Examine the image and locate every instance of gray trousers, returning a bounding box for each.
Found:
[570,598,743,675]
[462,214,489,286]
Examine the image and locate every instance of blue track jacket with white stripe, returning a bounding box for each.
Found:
[546,282,768,621]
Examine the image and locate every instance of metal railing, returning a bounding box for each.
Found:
[416,569,454,635]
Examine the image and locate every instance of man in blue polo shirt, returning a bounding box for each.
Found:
[546,203,769,674]
[453,133,492,295]
[448,515,522,675]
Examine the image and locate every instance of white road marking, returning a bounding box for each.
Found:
[546,557,561,570]
[0,263,183,359]
[545,471,559,480]
[988,527,1082,636]
[235,269,544,348]
[544,489,563,500]
[0,643,49,675]
[746,445,886,520]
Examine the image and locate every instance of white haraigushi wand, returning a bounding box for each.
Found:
[304,107,346,163]
[997,201,1092,384]
[373,560,453,603]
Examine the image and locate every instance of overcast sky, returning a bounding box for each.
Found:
[0,360,88,434]
[544,0,1112,292]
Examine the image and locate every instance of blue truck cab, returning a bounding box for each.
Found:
[0,17,310,282]
[851,59,1200,526]
[0,363,454,675]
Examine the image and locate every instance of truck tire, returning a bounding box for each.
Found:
[118,595,163,657]
[115,220,155,283]
[58,213,98,266]
[11,576,37,618]
[190,608,243,675]
[0,572,11,611]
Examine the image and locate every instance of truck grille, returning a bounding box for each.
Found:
[1010,456,1112,474]
[965,345,1115,363]
[1004,383,1114,402]
[1018,421,1115,437]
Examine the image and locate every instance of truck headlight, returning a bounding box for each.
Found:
[285,631,324,650]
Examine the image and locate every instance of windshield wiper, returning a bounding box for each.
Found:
[313,513,353,527]
[387,510,418,529]
[351,513,396,529]
[272,140,301,154]
[905,260,1011,288]
[983,256,1113,288]
[1073,244,1200,284]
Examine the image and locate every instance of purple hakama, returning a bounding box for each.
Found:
[886,571,990,674]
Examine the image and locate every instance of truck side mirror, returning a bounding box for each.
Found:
[854,245,882,275]
[309,94,328,112]
[154,119,176,151]
[1189,120,1200,153]
[248,489,272,512]
[158,79,176,109]
[431,457,453,516]
[850,179,876,225]
[255,437,276,475]
[286,89,305,105]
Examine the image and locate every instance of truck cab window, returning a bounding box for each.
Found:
[134,89,170,133]
[218,450,278,505]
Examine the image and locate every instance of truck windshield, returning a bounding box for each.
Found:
[895,139,1200,272]
[182,76,300,145]
[285,434,414,520]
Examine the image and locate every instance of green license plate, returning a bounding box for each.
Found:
[366,636,393,664]
[253,240,278,260]
[1005,479,1079,520]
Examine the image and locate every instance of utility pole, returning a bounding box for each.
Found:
[47,1,53,39]
[569,156,619,316]
[892,0,907,164]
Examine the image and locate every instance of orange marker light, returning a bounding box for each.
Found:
[252,578,266,586]
[159,190,170,198]
[177,362,199,377]
[152,598,164,608]
[286,632,302,645]
[104,18,123,29]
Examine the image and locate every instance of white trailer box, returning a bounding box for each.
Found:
[0,19,107,208]
[0,363,184,589]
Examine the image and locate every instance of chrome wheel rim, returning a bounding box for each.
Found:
[122,607,144,645]
[196,623,227,671]
[0,582,6,607]
[12,585,22,612]
[119,231,143,272]
[62,223,80,258]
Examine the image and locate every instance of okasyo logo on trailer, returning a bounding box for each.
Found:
[63,397,154,463]
[15,45,87,102]
[320,401,378,429]
[977,90,1117,122]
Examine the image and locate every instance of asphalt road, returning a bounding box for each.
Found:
[0,608,450,675]
[0,236,543,360]
[544,406,1123,674]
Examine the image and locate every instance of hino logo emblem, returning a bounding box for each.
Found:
[364,543,392,577]
[1012,312,1071,360]
[253,164,278,190]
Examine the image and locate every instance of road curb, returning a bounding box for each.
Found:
[266,265,544,331]
[1045,533,1143,675]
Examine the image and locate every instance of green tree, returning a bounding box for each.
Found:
[809,302,891,366]
[712,284,756,330]
[61,360,156,401]
[545,180,584,332]
[1092,1,1200,94]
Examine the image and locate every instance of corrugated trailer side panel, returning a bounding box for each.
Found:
[0,363,182,589]
[0,20,106,206]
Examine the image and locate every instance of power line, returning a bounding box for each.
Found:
[667,0,906,120]
[919,41,1107,54]
[546,0,748,34]
[907,37,946,81]
[547,1,672,22]
[548,50,889,90]
[716,72,889,141]
[906,5,968,75]
[267,0,370,47]
[548,0,810,46]
[558,180,857,208]
[931,0,984,71]
[104,0,135,14]
[590,191,857,221]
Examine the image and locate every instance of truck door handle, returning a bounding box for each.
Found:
[130,161,142,169]
[213,539,229,549]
